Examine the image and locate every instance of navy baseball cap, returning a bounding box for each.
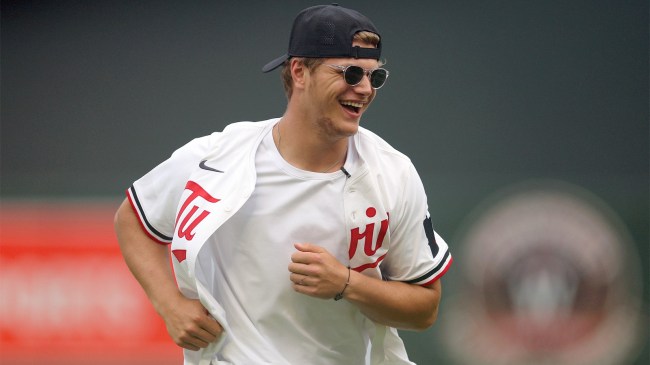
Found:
[262,3,382,73]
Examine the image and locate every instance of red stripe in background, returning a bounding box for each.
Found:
[0,201,182,365]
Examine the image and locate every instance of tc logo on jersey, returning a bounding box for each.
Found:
[172,181,220,263]
[175,181,220,241]
[349,207,389,272]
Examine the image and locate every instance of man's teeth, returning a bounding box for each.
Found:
[341,101,363,109]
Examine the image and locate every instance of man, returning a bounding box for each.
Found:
[114,4,452,364]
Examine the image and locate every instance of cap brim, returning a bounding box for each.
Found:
[262,54,289,73]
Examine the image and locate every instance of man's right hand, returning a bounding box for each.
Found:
[159,295,224,351]
[114,198,223,351]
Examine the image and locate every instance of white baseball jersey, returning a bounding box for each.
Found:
[127,118,452,364]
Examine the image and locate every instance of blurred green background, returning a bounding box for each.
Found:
[2,0,647,364]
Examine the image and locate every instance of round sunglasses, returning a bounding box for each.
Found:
[325,64,389,89]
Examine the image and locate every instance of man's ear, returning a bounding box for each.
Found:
[290,58,308,91]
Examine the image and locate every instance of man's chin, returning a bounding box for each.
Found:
[317,116,359,138]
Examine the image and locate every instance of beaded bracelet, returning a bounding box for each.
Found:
[334,266,351,301]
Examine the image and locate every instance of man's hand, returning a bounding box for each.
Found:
[288,243,349,299]
[287,242,442,331]
[159,295,223,351]
[114,198,224,351]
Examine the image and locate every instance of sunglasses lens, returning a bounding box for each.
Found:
[343,66,365,86]
[370,69,388,89]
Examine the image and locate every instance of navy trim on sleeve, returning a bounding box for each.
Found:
[404,250,451,284]
[129,185,174,242]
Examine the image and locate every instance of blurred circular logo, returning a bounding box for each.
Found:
[441,180,645,365]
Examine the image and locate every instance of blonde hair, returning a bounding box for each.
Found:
[280,31,381,99]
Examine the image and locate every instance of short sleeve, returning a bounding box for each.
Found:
[126,135,214,244]
[381,163,452,285]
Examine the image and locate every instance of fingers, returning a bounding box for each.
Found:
[289,244,335,278]
[293,242,325,253]
[176,315,223,351]
[288,260,311,276]
[290,251,314,265]
[179,330,211,351]
[287,245,349,299]
[201,315,224,338]
[289,272,311,286]
[162,297,224,351]
[290,243,328,265]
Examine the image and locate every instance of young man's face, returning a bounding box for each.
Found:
[303,40,380,139]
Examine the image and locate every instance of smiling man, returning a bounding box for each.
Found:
[114,4,452,364]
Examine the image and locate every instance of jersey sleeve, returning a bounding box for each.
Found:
[381,163,452,285]
[126,135,215,244]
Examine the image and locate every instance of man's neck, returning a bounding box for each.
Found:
[273,115,349,173]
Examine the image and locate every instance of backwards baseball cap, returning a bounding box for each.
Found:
[261,3,381,73]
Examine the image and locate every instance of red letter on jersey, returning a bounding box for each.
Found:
[349,207,389,259]
[175,181,220,241]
